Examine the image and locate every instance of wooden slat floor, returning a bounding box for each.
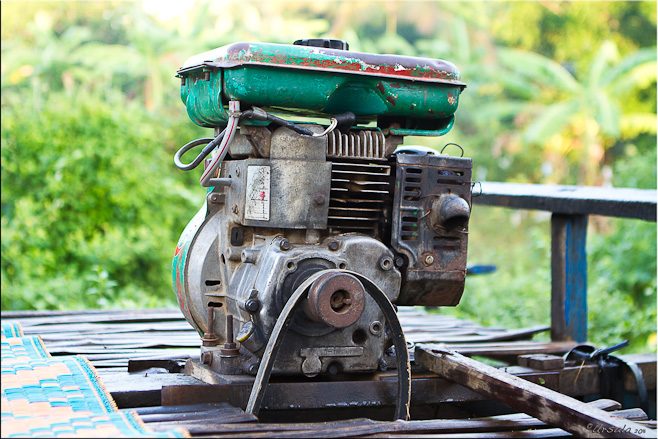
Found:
[6,308,654,438]
[5,307,558,369]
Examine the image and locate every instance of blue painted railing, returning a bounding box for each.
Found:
[472,182,657,343]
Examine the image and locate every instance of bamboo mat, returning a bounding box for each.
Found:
[1,320,189,438]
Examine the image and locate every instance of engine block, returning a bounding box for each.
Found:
[172,40,471,379]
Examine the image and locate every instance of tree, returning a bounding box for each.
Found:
[473,41,656,184]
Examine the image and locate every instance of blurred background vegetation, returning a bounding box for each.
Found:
[1,1,656,353]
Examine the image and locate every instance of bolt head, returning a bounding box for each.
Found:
[279,239,291,251]
[245,299,260,312]
[313,193,326,205]
[328,240,339,251]
[424,254,435,266]
[248,363,259,375]
[394,257,405,267]
[379,256,393,271]
[201,351,213,365]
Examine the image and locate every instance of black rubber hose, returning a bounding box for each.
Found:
[239,107,314,136]
[174,131,225,171]
[266,114,314,136]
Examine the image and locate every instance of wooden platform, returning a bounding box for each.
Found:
[4,307,656,438]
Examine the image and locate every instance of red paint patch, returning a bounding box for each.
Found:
[174,243,183,257]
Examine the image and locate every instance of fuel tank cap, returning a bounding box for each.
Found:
[293,39,349,50]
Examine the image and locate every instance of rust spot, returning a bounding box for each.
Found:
[376,82,386,94]
[428,109,435,115]
[389,83,401,89]
[447,91,457,105]
[386,95,396,106]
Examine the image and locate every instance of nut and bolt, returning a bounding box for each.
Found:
[209,193,221,204]
[369,320,383,336]
[220,314,240,356]
[279,239,291,251]
[379,256,393,271]
[313,193,326,205]
[424,254,435,266]
[247,363,259,375]
[244,298,260,312]
[394,257,405,267]
[328,240,339,251]
[201,307,219,347]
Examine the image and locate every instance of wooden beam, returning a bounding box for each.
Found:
[143,405,649,438]
[472,182,657,221]
[551,213,588,342]
[415,345,654,438]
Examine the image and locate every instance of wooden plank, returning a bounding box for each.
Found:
[160,375,487,410]
[408,341,579,359]
[404,326,549,343]
[472,182,657,221]
[144,406,649,438]
[10,311,186,327]
[0,308,178,319]
[122,402,239,415]
[518,354,565,370]
[551,214,588,343]
[19,322,194,335]
[415,345,654,438]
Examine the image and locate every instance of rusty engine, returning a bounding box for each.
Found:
[172,40,471,388]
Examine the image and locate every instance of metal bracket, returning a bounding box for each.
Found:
[300,346,364,377]
[245,269,411,420]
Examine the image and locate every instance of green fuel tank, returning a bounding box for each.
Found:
[176,40,466,136]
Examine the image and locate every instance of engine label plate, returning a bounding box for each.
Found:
[245,165,270,221]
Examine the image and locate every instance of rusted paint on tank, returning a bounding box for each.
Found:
[180,42,465,86]
[447,91,457,105]
[178,42,466,135]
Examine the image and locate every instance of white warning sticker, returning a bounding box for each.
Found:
[245,165,270,221]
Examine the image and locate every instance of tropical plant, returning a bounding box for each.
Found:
[474,41,657,185]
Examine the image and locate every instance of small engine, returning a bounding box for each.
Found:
[172,40,471,379]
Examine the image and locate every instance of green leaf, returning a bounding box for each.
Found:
[620,113,658,138]
[608,61,658,96]
[497,47,582,95]
[523,100,581,144]
[472,100,539,124]
[587,40,619,89]
[600,47,658,87]
[592,90,621,137]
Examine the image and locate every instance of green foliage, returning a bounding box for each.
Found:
[1,90,205,310]
[443,209,552,333]
[588,218,657,353]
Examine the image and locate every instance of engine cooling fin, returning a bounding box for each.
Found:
[328,161,392,237]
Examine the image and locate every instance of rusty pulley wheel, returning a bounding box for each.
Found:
[305,272,366,328]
